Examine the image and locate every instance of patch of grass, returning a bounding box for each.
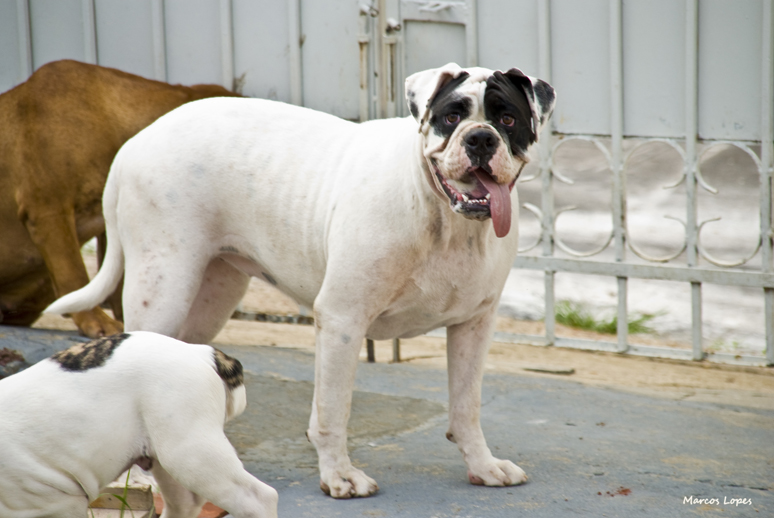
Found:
[555,300,658,335]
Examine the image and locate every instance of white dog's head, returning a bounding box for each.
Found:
[406,63,555,238]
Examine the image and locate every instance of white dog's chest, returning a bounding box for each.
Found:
[365,244,509,340]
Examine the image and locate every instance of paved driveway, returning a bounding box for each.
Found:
[1,325,772,517]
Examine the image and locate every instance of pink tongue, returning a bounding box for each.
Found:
[472,169,512,238]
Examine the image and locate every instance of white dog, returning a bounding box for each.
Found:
[0,331,277,518]
[47,63,555,498]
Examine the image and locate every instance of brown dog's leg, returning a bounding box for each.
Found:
[22,208,123,338]
[0,270,55,326]
[97,232,124,322]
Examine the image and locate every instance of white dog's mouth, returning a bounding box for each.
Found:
[433,164,515,237]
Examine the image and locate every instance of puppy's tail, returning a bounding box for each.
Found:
[212,348,247,421]
[45,160,125,316]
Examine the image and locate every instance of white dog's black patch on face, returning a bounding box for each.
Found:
[213,348,244,389]
[484,69,536,158]
[427,72,472,140]
[52,333,130,371]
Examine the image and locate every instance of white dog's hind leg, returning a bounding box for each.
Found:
[306,309,378,499]
[120,250,209,338]
[177,257,250,344]
[152,463,206,518]
[446,306,528,487]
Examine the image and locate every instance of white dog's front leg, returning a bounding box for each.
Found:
[446,307,527,487]
[306,312,378,499]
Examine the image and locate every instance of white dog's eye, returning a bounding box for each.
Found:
[445,113,461,125]
[500,114,515,127]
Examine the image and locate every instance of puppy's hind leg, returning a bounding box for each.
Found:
[33,494,88,518]
[152,463,206,518]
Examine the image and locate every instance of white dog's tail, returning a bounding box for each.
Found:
[45,161,125,316]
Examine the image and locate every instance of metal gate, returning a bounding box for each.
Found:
[357,0,774,367]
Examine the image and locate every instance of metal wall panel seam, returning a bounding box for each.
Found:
[358,5,372,122]
[288,0,302,105]
[379,0,397,118]
[466,0,478,67]
[151,0,167,82]
[375,0,386,119]
[81,0,97,64]
[16,0,32,81]
[220,0,234,91]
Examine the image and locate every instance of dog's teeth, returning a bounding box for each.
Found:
[462,194,469,202]
[485,193,491,200]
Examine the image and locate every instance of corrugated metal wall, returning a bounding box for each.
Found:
[1,0,769,139]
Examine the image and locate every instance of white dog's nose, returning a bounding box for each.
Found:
[464,128,499,160]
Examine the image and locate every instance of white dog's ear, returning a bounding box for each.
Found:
[489,68,556,141]
[526,72,556,136]
[405,63,470,126]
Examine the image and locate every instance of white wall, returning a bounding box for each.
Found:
[0,0,770,139]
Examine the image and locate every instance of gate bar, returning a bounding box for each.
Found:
[609,0,627,353]
[762,0,774,364]
[685,0,703,361]
[537,0,555,346]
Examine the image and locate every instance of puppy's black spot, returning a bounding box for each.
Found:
[262,272,277,286]
[52,333,130,372]
[213,348,244,389]
[484,69,535,157]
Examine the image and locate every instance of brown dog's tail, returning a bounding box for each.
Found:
[45,159,125,316]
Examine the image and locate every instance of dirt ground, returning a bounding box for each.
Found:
[33,254,774,411]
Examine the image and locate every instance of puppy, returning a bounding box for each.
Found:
[0,331,277,518]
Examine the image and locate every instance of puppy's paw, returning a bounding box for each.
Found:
[319,467,378,499]
[467,458,527,487]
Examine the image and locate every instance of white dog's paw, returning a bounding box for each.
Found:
[467,457,527,487]
[319,467,379,499]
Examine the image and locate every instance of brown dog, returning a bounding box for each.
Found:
[0,60,241,337]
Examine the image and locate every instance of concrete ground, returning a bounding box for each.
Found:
[1,323,773,517]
